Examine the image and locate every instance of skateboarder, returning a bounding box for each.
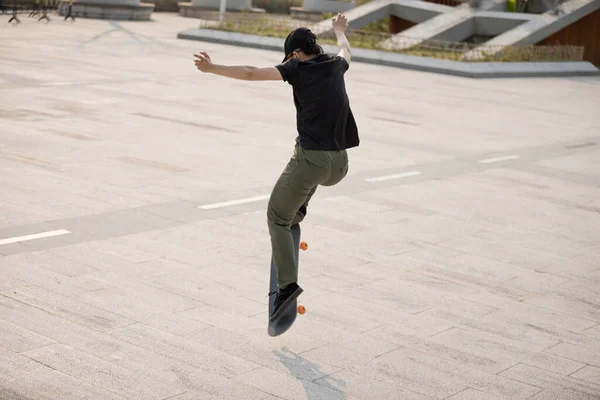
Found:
[193,13,359,322]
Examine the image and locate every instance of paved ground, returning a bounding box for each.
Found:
[2,11,600,400]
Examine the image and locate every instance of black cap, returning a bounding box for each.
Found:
[282,27,313,62]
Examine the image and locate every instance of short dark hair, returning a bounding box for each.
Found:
[282,27,324,62]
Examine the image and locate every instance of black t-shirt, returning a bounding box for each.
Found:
[275,53,359,151]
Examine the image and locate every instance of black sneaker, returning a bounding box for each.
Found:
[292,205,307,225]
[269,283,303,322]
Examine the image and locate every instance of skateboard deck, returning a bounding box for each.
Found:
[268,223,305,337]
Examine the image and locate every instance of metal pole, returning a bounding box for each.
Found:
[219,0,227,24]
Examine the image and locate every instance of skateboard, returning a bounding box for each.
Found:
[268,223,307,337]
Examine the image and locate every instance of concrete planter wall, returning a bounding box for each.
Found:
[302,0,354,13]
[190,0,251,9]
[70,0,139,6]
[58,0,154,19]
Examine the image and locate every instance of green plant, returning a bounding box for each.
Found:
[252,0,302,13]
[203,16,584,63]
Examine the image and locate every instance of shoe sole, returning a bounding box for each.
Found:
[269,286,304,322]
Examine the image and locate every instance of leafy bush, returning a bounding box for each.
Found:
[252,0,302,13]
[206,15,584,62]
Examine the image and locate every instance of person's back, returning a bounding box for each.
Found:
[276,31,359,152]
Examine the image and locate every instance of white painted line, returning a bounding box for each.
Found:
[366,170,422,183]
[0,229,71,246]
[198,194,270,210]
[478,155,519,164]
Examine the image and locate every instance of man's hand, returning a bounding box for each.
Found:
[192,51,282,81]
[194,52,214,73]
[332,13,351,64]
[332,13,348,33]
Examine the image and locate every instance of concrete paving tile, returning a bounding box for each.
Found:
[461,292,598,333]
[144,273,264,317]
[445,388,509,400]
[389,241,466,265]
[101,343,268,400]
[0,241,36,256]
[547,342,600,368]
[120,200,207,225]
[2,250,100,277]
[164,392,258,400]
[315,369,435,400]
[499,363,600,399]
[299,344,374,370]
[59,212,157,241]
[335,279,442,315]
[477,311,600,350]
[522,292,600,322]
[80,271,204,311]
[0,369,128,400]
[448,254,568,292]
[0,270,29,292]
[132,310,213,338]
[571,246,600,265]
[1,284,134,331]
[180,303,267,333]
[421,308,560,351]
[372,326,517,374]
[432,328,585,375]
[586,324,600,337]
[441,238,569,272]
[233,366,350,400]
[536,151,600,179]
[0,387,39,400]
[570,365,600,385]
[353,192,439,217]
[550,278,600,298]
[76,288,188,321]
[22,343,184,400]
[349,350,467,398]
[0,294,21,309]
[310,291,456,335]
[0,346,125,400]
[287,314,399,358]
[386,213,494,244]
[538,259,600,281]
[85,239,160,263]
[0,345,50,378]
[502,230,597,260]
[181,262,269,297]
[0,303,132,359]
[374,347,541,399]
[48,242,169,278]
[409,264,534,301]
[525,389,599,400]
[106,323,260,378]
[0,319,56,353]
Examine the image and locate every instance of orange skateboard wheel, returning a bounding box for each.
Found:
[300,241,308,250]
[297,304,306,314]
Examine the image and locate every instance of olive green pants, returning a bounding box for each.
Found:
[267,143,349,288]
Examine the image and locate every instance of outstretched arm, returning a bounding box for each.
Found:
[332,13,351,64]
[194,52,282,81]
